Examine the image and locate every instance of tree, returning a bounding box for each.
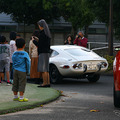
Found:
[57,0,95,37]
[0,0,60,26]
[87,0,120,40]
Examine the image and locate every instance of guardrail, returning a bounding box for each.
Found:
[87,42,120,51]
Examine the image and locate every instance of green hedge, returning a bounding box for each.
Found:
[104,55,114,71]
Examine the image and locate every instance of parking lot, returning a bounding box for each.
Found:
[0,75,120,120]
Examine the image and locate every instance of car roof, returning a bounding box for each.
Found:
[50,45,85,51]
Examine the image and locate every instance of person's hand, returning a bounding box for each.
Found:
[32,36,34,41]
[32,36,39,41]
[34,36,39,41]
[64,40,67,43]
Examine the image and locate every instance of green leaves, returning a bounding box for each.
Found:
[0,0,60,25]
[57,0,95,36]
[0,0,120,40]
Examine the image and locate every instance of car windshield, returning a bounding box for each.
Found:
[64,48,99,57]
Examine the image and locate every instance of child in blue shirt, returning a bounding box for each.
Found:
[12,38,30,102]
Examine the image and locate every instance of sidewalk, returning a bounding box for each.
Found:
[0,82,60,115]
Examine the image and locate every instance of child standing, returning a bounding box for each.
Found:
[0,36,11,85]
[12,38,30,102]
[10,31,17,83]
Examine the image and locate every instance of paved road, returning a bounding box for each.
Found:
[0,75,120,120]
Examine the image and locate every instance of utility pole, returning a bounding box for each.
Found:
[108,0,113,56]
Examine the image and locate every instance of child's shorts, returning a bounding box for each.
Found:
[12,70,27,92]
[0,59,10,72]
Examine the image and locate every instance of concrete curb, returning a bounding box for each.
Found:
[0,83,61,115]
[0,93,61,115]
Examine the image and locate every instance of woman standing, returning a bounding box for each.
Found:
[64,34,73,45]
[33,19,51,87]
[29,30,41,81]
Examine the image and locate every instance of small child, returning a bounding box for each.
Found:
[12,38,30,102]
[10,31,17,84]
[0,36,11,85]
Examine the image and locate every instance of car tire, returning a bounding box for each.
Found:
[49,65,63,84]
[87,74,100,82]
[114,86,120,108]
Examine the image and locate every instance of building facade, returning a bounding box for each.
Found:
[0,13,118,51]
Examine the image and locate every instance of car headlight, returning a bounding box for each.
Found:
[101,62,107,68]
[73,63,82,69]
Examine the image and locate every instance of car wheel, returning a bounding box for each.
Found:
[87,74,100,82]
[49,65,63,84]
[114,86,120,108]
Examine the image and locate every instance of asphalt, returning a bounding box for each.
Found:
[0,71,112,115]
[0,81,61,115]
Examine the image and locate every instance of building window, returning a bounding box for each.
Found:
[0,26,5,31]
[88,28,106,34]
[6,26,16,31]
[0,25,16,32]
[88,28,96,34]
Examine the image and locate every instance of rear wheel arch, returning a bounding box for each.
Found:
[49,64,63,84]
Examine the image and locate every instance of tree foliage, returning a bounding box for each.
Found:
[87,0,120,40]
[0,0,120,39]
[57,0,120,39]
[0,0,60,25]
[57,0,95,36]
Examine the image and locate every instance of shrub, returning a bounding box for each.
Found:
[104,55,114,71]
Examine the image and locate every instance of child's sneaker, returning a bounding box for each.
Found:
[13,97,19,101]
[7,81,12,86]
[19,98,28,102]
[10,79,13,84]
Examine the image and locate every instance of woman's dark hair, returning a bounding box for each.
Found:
[1,36,6,43]
[66,34,73,40]
[10,31,16,40]
[64,34,73,45]
[32,30,39,37]
[16,38,25,48]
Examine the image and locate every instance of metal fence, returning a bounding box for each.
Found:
[87,42,120,56]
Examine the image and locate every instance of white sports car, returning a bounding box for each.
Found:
[49,45,108,84]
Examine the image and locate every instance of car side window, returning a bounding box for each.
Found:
[50,50,59,57]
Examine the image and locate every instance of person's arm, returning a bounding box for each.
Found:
[32,36,39,47]
[13,43,17,52]
[64,40,67,45]
[12,53,15,70]
[25,53,31,74]
[8,45,10,57]
[73,38,78,45]
[33,40,38,47]
[29,41,32,58]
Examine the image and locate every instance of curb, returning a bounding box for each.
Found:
[0,84,61,115]
[0,91,61,115]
